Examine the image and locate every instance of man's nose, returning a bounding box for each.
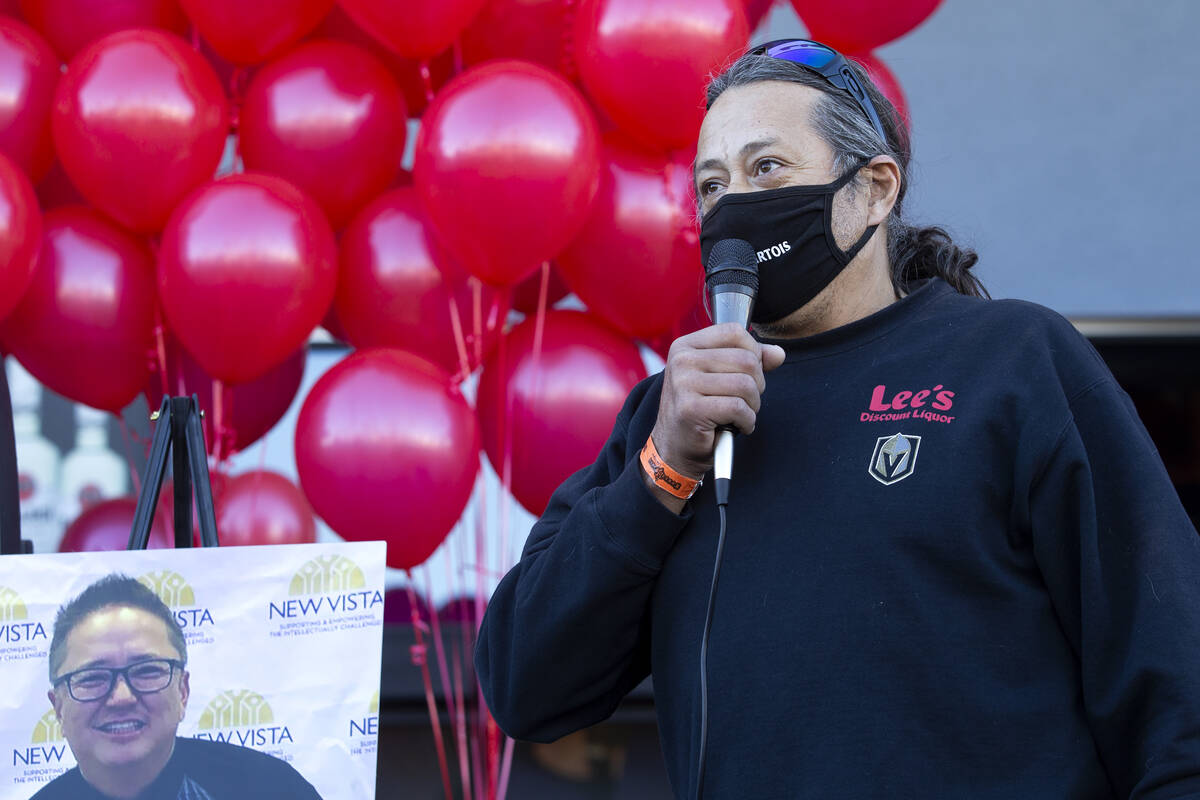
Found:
[105,674,137,704]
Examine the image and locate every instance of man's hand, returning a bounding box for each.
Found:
[642,324,786,512]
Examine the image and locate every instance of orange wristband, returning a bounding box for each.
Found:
[640,436,702,500]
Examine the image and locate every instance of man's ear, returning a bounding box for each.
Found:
[178,670,189,721]
[48,689,61,722]
[865,155,901,226]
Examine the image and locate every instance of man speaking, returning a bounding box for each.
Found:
[31,574,322,800]
[476,39,1200,798]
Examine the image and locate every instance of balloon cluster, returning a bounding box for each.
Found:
[0,0,939,568]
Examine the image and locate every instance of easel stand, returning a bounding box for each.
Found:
[128,395,220,550]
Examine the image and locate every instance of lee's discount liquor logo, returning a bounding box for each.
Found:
[10,710,71,787]
[194,690,295,762]
[267,556,383,639]
[860,383,957,425]
[138,571,216,646]
[348,691,379,757]
[0,585,49,663]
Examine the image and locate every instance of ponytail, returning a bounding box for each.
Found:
[888,220,989,299]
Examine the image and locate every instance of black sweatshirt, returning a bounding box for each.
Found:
[29,736,323,799]
[476,280,1200,799]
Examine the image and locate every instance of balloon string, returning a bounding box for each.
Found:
[405,576,454,800]
[424,563,465,796]
[485,711,500,800]
[495,735,515,800]
[152,311,169,404]
[447,292,473,384]
[419,60,436,106]
[470,278,484,369]
[452,642,475,800]
[211,379,225,463]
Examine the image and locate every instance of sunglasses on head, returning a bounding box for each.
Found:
[751,39,890,146]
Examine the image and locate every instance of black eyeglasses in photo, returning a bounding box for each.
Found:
[53,658,186,702]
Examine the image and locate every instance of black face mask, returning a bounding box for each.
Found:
[699,162,877,325]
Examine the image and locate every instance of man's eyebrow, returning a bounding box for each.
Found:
[73,653,163,670]
[693,138,782,182]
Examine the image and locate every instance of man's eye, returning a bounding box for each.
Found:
[74,672,108,687]
[700,180,722,196]
[130,665,167,679]
[754,158,780,175]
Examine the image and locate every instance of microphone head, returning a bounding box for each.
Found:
[705,238,759,326]
[705,238,759,295]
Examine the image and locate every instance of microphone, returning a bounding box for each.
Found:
[704,239,759,506]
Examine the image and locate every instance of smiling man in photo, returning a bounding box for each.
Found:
[31,574,322,800]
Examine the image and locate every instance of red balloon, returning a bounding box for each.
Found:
[146,335,306,454]
[557,136,701,339]
[460,0,573,73]
[0,19,58,181]
[644,292,709,360]
[438,594,483,623]
[744,0,775,31]
[180,0,332,65]
[240,41,407,231]
[35,159,86,210]
[383,587,430,625]
[60,497,172,551]
[477,310,646,515]
[789,0,942,52]
[215,470,317,547]
[414,60,601,286]
[155,473,224,545]
[337,0,486,61]
[0,151,40,323]
[19,0,188,61]
[52,30,229,233]
[851,51,910,138]
[295,349,480,569]
[510,261,571,316]
[336,187,509,378]
[0,206,153,411]
[310,5,454,117]
[573,0,748,151]
[321,305,350,342]
[157,173,337,384]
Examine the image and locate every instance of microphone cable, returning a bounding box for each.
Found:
[694,495,729,800]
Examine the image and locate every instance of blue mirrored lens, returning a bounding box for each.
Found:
[764,42,836,70]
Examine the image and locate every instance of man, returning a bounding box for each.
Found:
[476,39,1200,799]
[32,574,322,800]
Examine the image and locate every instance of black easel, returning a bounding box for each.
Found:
[128,396,220,550]
[0,363,31,555]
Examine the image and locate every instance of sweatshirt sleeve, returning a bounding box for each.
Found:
[1027,378,1200,798]
[475,377,692,742]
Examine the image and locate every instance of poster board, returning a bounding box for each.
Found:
[0,540,385,800]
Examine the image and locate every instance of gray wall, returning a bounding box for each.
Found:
[765,0,1200,318]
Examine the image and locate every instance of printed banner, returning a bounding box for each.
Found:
[0,541,385,800]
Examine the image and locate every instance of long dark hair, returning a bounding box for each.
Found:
[706,53,988,298]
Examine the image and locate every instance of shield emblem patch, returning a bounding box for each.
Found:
[868,432,921,485]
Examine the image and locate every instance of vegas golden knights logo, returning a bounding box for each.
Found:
[0,587,27,622]
[869,432,921,486]
[289,556,365,596]
[31,710,63,744]
[198,690,274,729]
[139,571,195,607]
